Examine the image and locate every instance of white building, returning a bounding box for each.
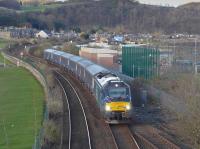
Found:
[35,30,49,38]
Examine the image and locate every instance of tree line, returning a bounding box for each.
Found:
[1,0,200,34]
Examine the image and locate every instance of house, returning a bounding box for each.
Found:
[10,28,36,38]
[35,30,49,38]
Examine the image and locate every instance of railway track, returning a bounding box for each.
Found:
[27,55,182,149]
[54,71,91,149]
[110,125,140,149]
[130,125,180,149]
[55,76,71,149]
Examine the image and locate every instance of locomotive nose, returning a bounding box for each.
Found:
[105,102,131,112]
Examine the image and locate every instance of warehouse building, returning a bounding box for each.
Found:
[122,45,160,80]
[79,47,119,68]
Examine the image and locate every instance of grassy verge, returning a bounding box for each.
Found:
[0,67,44,149]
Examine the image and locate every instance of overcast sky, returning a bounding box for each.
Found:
[138,0,200,7]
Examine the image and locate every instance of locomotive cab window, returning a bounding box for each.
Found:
[106,87,130,102]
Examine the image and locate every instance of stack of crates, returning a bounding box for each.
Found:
[122,45,160,80]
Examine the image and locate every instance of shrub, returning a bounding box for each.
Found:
[43,120,60,144]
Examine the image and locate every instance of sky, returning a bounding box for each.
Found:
[138,0,200,7]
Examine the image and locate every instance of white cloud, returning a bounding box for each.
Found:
[138,0,200,7]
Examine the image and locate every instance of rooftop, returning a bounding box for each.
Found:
[81,47,118,54]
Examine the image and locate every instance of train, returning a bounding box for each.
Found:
[44,49,132,124]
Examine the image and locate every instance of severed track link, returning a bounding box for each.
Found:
[54,71,91,149]
[110,125,140,149]
[130,125,180,149]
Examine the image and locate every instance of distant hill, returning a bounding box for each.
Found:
[19,0,54,5]
[178,2,200,9]
[1,0,200,34]
[0,0,21,10]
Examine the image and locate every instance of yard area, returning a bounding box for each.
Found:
[0,67,44,149]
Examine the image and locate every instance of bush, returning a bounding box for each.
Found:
[151,72,200,147]
[48,100,63,117]
[62,43,79,55]
[43,120,60,144]
[46,72,55,89]
[29,40,52,57]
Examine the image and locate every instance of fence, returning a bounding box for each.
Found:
[2,52,49,149]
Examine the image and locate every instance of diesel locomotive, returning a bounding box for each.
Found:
[44,49,132,123]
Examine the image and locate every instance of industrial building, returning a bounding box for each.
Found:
[79,47,119,68]
[122,45,160,79]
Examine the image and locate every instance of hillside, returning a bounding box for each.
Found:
[1,0,200,34]
[0,0,21,10]
[24,0,175,33]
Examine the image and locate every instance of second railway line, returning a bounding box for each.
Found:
[110,125,140,149]
[54,71,91,149]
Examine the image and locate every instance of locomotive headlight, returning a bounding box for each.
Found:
[126,104,131,110]
[105,105,111,111]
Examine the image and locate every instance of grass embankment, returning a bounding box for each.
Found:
[0,67,44,149]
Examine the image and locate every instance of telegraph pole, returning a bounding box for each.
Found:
[195,38,197,74]
[4,54,5,67]
[174,38,176,60]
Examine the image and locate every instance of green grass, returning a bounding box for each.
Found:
[0,38,8,49]
[20,4,62,13]
[0,53,11,65]
[0,67,44,149]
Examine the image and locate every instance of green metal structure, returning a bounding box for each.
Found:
[122,45,160,80]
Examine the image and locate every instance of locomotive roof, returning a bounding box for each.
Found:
[96,74,120,87]
[86,64,109,76]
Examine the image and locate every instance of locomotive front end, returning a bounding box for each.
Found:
[103,81,132,124]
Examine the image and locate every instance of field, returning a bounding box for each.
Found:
[0,53,11,65]
[0,38,8,49]
[20,4,62,13]
[0,67,44,149]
